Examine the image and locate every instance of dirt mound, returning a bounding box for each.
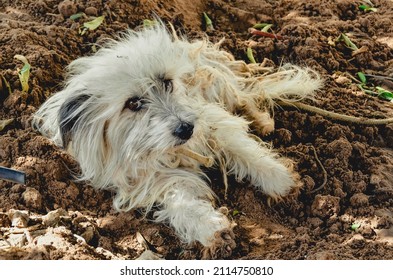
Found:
[1,0,393,259]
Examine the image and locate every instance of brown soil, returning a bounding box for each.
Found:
[1,0,393,260]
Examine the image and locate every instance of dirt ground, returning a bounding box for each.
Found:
[1,0,393,260]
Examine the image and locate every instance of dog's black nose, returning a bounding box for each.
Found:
[173,122,194,140]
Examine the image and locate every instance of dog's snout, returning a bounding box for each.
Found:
[173,122,194,140]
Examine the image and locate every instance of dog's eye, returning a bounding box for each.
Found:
[163,79,173,93]
[125,97,144,112]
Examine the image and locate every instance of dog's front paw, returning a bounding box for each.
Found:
[201,228,236,259]
[261,159,303,202]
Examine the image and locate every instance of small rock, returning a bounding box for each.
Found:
[7,233,27,247]
[85,7,98,16]
[42,208,68,227]
[334,75,351,85]
[8,209,29,228]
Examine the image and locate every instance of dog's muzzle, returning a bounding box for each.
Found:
[173,122,194,140]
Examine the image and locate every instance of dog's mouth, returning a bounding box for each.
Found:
[174,138,189,146]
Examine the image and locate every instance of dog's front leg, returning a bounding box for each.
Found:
[153,170,235,259]
[202,105,297,199]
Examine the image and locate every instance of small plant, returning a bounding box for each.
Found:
[246,47,257,64]
[252,23,273,33]
[359,4,377,12]
[203,12,214,31]
[336,33,359,51]
[14,55,30,93]
[350,223,361,231]
[70,12,85,20]
[357,72,393,101]
[335,33,368,56]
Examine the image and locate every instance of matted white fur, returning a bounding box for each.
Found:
[33,23,322,258]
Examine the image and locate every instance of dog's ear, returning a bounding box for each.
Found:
[58,94,90,148]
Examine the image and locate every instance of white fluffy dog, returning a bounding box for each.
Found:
[33,23,322,259]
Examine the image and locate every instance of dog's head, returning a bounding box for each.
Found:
[33,24,201,187]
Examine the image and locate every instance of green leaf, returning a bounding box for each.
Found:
[203,12,214,31]
[376,87,393,101]
[0,118,14,132]
[357,72,367,84]
[70,12,85,20]
[351,223,361,231]
[80,16,105,35]
[232,210,239,216]
[261,24,273,33]
[247,47,257,64]
[379,91,393,101]
[14,55,31,93]
[232,209,241,216]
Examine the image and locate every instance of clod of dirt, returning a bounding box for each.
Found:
[22,187,43,210]
[311,195,340,219]
[349,193,369,207]
[58,0,78,18]
[78,221,96,244]
[325,137,352,161]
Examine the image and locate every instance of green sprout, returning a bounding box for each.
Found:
[350,223,361,231]
[203,12,214,31]
[253,23,273,32]
[232,209,242,216]
[253,23,270,29]
[359,4,377,12]
[247,47,257,64]
[70,12,85,20]
[375,87,393,101]
[14,55,31,93]
[356,72,393,101]
[79,15,105,35]
[336,33,359,51]
[357,72,367,84]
